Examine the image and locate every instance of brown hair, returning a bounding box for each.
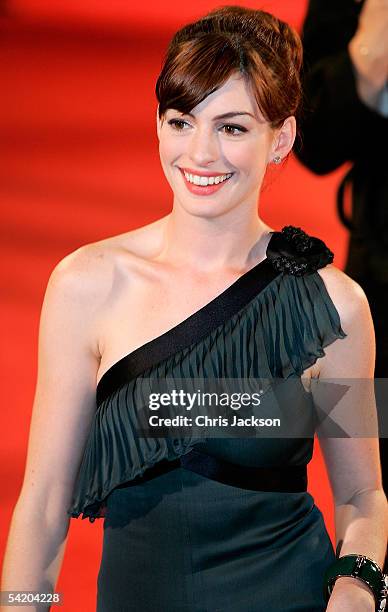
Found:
[155,5,303,131]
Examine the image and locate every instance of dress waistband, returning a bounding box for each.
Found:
[180,448,308,492]
[121,448,308,493]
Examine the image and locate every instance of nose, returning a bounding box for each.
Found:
[187,126,220,166]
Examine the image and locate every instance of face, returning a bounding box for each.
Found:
[156,73,295,217]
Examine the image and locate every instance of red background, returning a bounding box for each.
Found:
[1,1,350,609]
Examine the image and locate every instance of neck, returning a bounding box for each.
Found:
[156,199,272,274]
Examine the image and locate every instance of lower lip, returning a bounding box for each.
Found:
[179,169,233,196]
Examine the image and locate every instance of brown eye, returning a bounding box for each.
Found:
[167,119,189,130]
[221,124,247,136]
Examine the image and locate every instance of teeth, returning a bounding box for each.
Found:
[183,171,233,186]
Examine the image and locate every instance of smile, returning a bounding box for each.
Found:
[178,167,234,195]
[183,170,233,186]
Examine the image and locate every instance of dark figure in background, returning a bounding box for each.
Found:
[296,0,388,547]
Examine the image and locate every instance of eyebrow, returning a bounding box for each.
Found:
[179,111,257,121]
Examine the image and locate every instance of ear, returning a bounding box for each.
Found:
[269,116,296,163]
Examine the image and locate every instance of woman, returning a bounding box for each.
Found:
[1,5,387,612]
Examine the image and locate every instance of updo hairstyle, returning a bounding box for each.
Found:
[155,5,303,132]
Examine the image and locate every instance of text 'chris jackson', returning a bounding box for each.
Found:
[148,415,281,428]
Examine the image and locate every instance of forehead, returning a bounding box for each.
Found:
[170,74,263,121]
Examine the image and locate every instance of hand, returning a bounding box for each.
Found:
[348,0,388,108]
[326,576,376,611]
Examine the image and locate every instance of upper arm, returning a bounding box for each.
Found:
[16,246,107,522]
[316,266,375,379]
[312,266,382,505]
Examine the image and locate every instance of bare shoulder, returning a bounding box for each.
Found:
[44,235,134,353]
[46,220,164,334]
[48,221,157,295]
[48,240,114,305]
[315,264,375,377]
[317,263,373,330]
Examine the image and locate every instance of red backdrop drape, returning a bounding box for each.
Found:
[0,2,350,609]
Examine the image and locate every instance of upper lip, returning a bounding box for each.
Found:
[179,167,233,177]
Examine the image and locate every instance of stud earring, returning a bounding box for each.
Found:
[272,156,282,164]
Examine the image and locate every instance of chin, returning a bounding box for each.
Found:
[175,193,243,219]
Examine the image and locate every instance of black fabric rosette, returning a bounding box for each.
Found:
[267,225,334,276]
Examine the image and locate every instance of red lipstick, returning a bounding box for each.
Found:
[179,167,234,196]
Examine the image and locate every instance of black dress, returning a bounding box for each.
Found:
[67,226,346,611]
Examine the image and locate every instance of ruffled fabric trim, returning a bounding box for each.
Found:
[258,271,347,378]
[68,409,204,522]
[67,267,346,523]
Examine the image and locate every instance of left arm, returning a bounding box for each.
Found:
[312,266,387,610]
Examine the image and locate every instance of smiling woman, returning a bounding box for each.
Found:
[1,4,386,612]
[156,72,296,215]
[154,7,301,216]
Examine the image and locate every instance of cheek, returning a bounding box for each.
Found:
[225,141,268,178]
[159,134,184,164]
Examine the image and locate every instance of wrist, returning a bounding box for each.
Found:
[331,575,376,602]
[324,554,387,611]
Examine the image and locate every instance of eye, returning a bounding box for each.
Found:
[167,118,190,131]
[220,124,248,136]
[166,118,248,136]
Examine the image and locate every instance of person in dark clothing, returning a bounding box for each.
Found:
[296,0,388,547]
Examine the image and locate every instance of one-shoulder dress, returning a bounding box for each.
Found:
[67,225,347,612]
